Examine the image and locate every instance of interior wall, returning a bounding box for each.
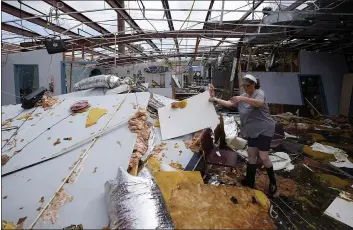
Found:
[1,50,62,106]
[300,50,349,115]
[109,63,176,88]
[241,72,303,105]
[339,73,353,116]
[212,67,232,88]
[148,88,173,98]
[109,62,202,88]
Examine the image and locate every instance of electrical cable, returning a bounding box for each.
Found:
[28,90,131,229]
[2,126,19,132]
[1,116,130,178]
[270,199,297,229]
[2,108,37,150]
[17,114,71,153]
[47,54,53,89]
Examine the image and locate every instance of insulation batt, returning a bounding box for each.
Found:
[105,167,174,229]
[73,75,121,92]
[128,109,151,167]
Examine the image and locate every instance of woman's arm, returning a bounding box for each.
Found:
[212,97,235,108]
[231,96,264,108]
[242,97,264,107]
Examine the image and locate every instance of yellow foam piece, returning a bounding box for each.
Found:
[2,222,16,229]
[254,189,270,210]
[154,171,204,203]
[85,108,107,128]
[16,114,31,120]
[146,157,162,173]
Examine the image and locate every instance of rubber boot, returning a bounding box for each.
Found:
[266,166,277,195]
[241,164,256,188]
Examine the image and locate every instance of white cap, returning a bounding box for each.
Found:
[243,74,257,84]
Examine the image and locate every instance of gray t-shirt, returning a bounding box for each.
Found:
[235,89,275,138]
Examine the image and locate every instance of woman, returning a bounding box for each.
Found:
[209,74,277,194]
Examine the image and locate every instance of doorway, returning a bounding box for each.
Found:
[14,64,39,104]
[298,74,328,115]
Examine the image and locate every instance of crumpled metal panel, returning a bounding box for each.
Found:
[73,75,121,92]
[105,167,174,229]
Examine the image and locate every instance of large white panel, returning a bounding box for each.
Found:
[158,91,218,140]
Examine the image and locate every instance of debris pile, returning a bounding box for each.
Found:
[35,93,58,109]
[41,188,73,224]
[1,155,10,166]
[183,130,203,153]
[171,100,187,109]
[128,109,151,169]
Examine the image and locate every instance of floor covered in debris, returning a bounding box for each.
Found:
[198,113,353,230]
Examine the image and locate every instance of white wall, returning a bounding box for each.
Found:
[1,50,62,105]
[149,88,173,98]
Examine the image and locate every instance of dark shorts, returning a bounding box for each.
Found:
[247,135,272,151]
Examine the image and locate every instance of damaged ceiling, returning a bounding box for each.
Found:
[1,0,353,66]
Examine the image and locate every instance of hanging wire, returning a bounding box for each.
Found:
[13,113,72,154]
[2,108,37,150]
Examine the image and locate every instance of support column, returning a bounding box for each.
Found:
[118,0,125,56]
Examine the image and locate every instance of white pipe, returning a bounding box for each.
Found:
[220,0,225,25]
[115,32,117,67]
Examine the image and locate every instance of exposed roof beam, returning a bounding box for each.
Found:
[97,51,224,66]
[285,0,308,11]
[42,0,146,57]
[2,1,77,37]
[2,23,41,37]
[1,2,109,57]
[42,0,108,34]
[161,0,179,54]
[105,0,160,52]
[20,29,257,48]
[194,0,215,58]
[211,0,264,52]
[238,0,265,22]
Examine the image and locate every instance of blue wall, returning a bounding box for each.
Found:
[300,50,349,115]
[241,72,303,105]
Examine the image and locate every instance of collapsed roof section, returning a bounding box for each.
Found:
[1,0,353,66]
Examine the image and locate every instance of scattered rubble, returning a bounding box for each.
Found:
[317,174,351,189]
[183,130,203,153]
[128,109,151,169]
[169,160,184,170]
[154,120,160,127]
[35,93,58,110]
[151,142,168,158]
[1,155,10,166]
[16,216,27,228]
[41,188,73,224]
[53,138,61,146]
[16,113,32,120]
[171,100,187,109]
[1,120,11,127]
